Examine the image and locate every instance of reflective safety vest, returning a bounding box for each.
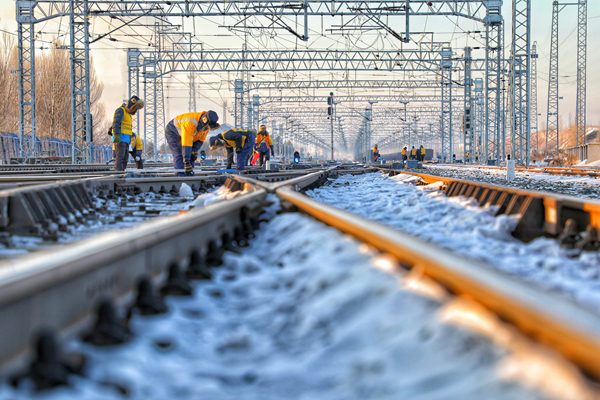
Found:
[222,129,253,148]
[421,148,426,155]
[402,149,406,155]
[131,134,143,151]
[256,133,273,152]
[171,112,209,147]
[113,105,133,142]
[411,148,416,155]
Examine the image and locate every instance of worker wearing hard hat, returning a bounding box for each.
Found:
[165,111,220,176]
[402,147,407,161]
[372,144,380,162]
[209,128,256,172]
[113,96,145,171]
[131,133,144,169]
[255,125,274,167]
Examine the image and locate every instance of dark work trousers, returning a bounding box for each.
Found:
[165,123,196,175]
[135,149,143,169]
[235,134,256,171]
[259,151,270,167]
[115,141,130,171]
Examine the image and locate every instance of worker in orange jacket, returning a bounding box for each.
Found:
[372,144,380,162]
[255,125,275,167]
[165,111,219,176]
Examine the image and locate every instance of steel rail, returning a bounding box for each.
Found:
[276,185,600,380]
[425,164,600,178]
[383,169,600,237]
[0,183,266,367]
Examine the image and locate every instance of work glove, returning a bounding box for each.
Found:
[113,134,120,144]
[135,156,141,162]
[190,152,198,162]
[235,147,242,154]
[185,161,193,175]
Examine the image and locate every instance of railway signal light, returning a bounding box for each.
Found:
[327,93,334,116]
[294,151,300,164]
[200,150,206,160]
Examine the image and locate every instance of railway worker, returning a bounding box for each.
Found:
[113,96,145,171]
[402,147,407,161]
[131,133,144,169]
[410,146,417,160]
[209,128,256,172]
[165,111,220,176]
[255,125,274,167]
[420,145,426,161]
[372,144,380,163]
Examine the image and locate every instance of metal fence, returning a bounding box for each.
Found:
[0,132,113,164]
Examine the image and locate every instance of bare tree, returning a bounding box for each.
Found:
[0,36,108,146]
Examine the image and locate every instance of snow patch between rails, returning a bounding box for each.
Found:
[192,185,250,208]
[179,183,194,197]
[3,213,548,400]
[308,171,600,314]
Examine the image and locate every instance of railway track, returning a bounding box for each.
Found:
[1,165,600,397]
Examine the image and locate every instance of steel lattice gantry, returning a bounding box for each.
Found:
[69,0,92,163]
[484,0,503,164]
[576,0,587,146]
[441,47,452,162]
[463,47,474,163]
[17,0,503,162]
[546,1,559,155]
[127,49,141,142]
[509,0,531,165]
[234,80,244,129]
[530,42,539,153]
[16,1,37,159]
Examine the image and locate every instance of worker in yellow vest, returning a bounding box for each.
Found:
[131,133,144,169]
[410,146,417,160]
[420,145,426,161]
[209,128,256,171]
[401,147,407,161]
[112,96,144,171]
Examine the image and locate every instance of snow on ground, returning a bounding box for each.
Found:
[2,212,547,400]
[307,172,600,313]
[422,165,600,199]
[0,186,222,261]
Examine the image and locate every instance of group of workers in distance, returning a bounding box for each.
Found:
[401,145,426,162]
[111,96,275,175]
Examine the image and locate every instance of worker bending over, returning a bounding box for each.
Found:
[165,111,220,176]
[372,144,380,162]
[113,96,145,171]
[209,128,256,172]
[255,125,275,167]
[131,134,144,169]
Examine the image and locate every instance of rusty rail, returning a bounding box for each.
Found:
[276,185,600,382]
